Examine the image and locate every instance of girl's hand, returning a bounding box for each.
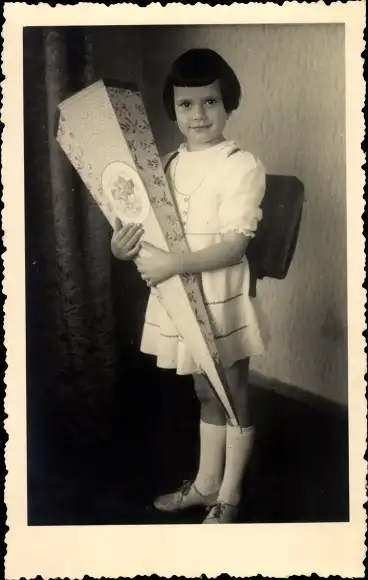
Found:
[136,242,179,287]
[111,219,144,261]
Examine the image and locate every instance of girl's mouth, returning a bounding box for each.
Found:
[191,125,211,130]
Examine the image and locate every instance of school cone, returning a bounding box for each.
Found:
[54,79,240,427]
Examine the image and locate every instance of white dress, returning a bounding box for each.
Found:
[140,140,266,375]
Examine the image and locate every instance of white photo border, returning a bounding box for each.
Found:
[3,2,366,578]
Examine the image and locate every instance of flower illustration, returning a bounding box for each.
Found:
[147,158,159,170]
[153,175,165,187]
[110,174,142,218]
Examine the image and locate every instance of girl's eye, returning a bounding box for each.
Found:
[206,99,217,106]
[178,101,191,108]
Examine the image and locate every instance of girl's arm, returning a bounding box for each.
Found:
[172,232,249,275]
[136,232,249,287]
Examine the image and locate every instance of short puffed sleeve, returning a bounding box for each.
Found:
[218,151,266,238]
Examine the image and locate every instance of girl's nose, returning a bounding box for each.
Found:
[193,104,205,119]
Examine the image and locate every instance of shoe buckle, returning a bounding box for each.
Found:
[207,502,226,519]
[179,480,192,502]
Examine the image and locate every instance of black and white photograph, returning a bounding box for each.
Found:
[4,3,365,578]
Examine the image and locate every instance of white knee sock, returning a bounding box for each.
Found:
[218,425,254,506]
[194,421,227,495]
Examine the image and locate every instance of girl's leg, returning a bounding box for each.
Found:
[192,373,227,495]
[153,372,226,511]
[193,372,227,426]
[204,358,254,523]
[221,358,254,504]
[226,357,252,428]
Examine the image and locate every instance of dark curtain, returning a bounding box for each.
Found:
[24,27,197,524]
[25,28,118,435]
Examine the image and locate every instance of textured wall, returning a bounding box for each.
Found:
[140,24,347,404]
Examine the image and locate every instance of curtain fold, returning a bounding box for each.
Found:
[25,27,129,454]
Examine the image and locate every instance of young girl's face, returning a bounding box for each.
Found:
[173,81,228,151]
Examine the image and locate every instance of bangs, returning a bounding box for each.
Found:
[172,75,219,88]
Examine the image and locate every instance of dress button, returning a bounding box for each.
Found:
[184,197,189,203]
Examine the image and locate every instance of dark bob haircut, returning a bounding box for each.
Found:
[163,48,242,121]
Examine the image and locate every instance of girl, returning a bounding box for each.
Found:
[111,48,266,523]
